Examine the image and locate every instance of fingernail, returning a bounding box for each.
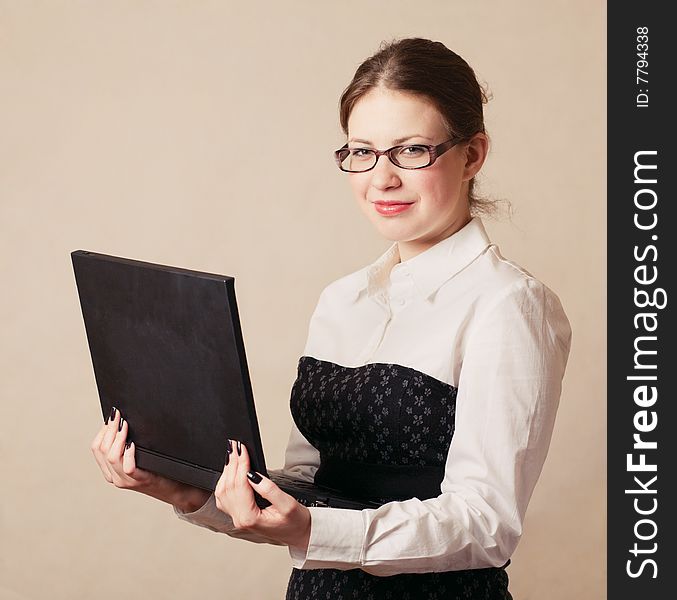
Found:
[118,417,124,432]
[225,450,230,466]
[236,441,242,456]
[109,406,117,421]
[226,439,233,454]
[125,441,131,450]
[246,471,262,484]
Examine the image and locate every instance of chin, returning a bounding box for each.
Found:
[371,222,423,243]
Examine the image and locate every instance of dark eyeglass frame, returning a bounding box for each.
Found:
[334,136,468,173]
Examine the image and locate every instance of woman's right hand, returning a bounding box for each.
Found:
[90,406,211,512]
[91,406,155,490]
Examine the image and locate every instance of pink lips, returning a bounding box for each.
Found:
[373,201,415,216]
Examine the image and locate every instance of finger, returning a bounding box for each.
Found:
[215,442,234,502]
[235,441,252,484]
[91,422,107,458]
[232,441,258,513]
[246,471,295,512]
[107,417,128,467]
[122,441,138,476]
[215,439,238,497]
[214,468,228,512]
[106,417,130,484]
[101,407,120,452]
[224,439,240,489]
[91,423,114,483]
[91,421,107,446]
[228,442,261,529]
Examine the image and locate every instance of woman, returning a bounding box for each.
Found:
[92,38,571,599]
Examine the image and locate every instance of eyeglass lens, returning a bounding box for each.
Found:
[339,145,432,172]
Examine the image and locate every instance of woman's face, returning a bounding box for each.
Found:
[345,87,487,260]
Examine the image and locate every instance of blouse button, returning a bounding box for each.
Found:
[396,298,406,306]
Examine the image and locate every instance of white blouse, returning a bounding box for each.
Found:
[174,217,572,577]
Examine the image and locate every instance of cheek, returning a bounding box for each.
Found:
[414,169,459,207]
[348,174,369,199]
[407,171,443,203]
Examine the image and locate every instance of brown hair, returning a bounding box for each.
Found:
[339,37,496,215]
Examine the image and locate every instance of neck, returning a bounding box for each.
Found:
[397,214,471,263]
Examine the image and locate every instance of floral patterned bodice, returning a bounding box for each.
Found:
[289,355,458,501]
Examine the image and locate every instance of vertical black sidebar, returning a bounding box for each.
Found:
[608,3,675,599]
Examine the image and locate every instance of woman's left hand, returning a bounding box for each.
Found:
[214,439,311,551]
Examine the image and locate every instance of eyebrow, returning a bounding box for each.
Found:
[348,135,433,145]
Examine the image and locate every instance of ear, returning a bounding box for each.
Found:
[461,133,489,182]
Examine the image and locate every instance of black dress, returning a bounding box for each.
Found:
[286,356,512,600]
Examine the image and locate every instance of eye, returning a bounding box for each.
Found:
[400,145,426,157]
[350,148,374,160]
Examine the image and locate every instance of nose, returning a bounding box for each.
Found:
[369,154,402,191]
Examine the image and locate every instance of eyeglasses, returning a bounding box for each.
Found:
[334,136,467,173]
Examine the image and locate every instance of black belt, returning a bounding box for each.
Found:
[314,455,445,503]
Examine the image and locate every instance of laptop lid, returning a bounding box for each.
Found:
[71,250,267,491]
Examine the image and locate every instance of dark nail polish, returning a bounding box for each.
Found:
[225,451,229,466]
[246,471,262,484]
[236,441,242,456]
[226,439,233,454]
[125,441,131,450]
[118,417,124,432]
[109,406,117,421]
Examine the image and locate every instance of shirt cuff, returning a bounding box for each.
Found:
[289,506,365,570]
[172,492,236,533]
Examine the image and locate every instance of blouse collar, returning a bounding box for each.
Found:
[352,217,492,303]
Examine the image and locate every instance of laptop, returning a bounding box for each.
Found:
[71,250,382,510]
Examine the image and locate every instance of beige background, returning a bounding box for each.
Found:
[0,1,606,599]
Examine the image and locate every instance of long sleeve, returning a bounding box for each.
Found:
[289,277,572,575]
[172,486,283,545]
[282,422,321,483]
